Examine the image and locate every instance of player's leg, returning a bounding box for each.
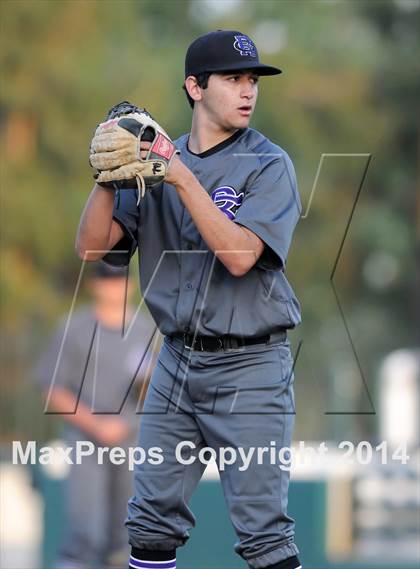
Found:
[105,442,136,569]
[195,339,301,569]
[126,337,207,567]
[55,441,108,569]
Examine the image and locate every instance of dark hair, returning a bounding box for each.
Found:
[182,69,259,108]
[182,72,211,108]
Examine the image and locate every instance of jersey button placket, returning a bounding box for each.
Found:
[175,210,190,330]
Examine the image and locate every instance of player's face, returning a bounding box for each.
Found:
[90,277,133,306]
[201,71,259,130]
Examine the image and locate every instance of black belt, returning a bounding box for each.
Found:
[169,330,287,352]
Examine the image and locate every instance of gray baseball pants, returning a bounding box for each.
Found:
[56,442,134,569]
[126,333,299,568]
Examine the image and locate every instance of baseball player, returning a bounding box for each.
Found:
[34,262,157,569]
[78,30,302,569]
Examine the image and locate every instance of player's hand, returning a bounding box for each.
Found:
[165,154,190,186]
[139,141,152,160]
[93,416,132,445]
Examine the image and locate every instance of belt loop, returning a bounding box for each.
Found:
[183,333,192,350]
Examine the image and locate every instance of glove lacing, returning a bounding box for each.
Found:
[135,174,146,205]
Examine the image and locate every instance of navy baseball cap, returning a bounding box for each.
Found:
[185,30,282,78]
[90,261,127,279]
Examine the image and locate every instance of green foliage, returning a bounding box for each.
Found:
[0,0,418,441]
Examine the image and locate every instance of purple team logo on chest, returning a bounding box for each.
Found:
[211,186,244,220]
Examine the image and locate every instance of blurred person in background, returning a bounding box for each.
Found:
[34,261,158,569]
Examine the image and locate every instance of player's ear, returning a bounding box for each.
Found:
[185,76,203,104]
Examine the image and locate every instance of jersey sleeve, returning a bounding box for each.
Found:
[33,320,76,393]
[234,153,301,271]
[103,189,140,267]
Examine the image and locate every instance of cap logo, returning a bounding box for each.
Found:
[233,35,257,58]
[211,186,244,220]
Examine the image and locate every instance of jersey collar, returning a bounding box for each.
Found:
[186,128,245,159]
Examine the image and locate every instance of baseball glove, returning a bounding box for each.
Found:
[89,101,179,200]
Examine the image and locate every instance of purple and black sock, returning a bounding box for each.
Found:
[265,555,302,569]
[129,548,176,569]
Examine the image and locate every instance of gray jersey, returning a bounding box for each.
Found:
[34,307,157,440]
[105,127,301,337]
